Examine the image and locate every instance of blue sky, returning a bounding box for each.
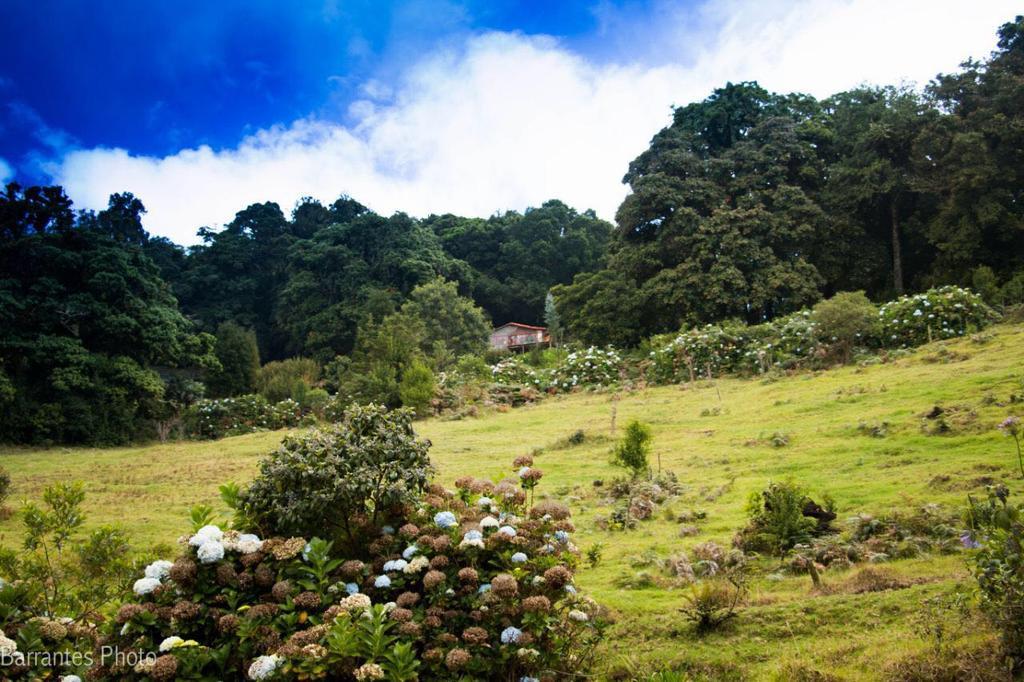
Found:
[0,1,653,180]
[0,1,1017,243]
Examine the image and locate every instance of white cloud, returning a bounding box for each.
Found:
[0,158,12,184]
[51,0,1019,244]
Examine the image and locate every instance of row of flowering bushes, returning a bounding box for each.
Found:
[0,406,604,681]
[491,347,623,391]
[646,286,997,383]
[183,392,355,439]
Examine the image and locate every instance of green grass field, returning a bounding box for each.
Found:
[3,324,1023,679]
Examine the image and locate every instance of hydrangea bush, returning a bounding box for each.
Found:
[646,324,751,383]
[490,357,547,389]
[184,394,307,439]
[89,413,605,681]
[550,347,621,390]
[877,286,998,348]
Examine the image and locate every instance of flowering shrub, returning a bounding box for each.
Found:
[646,325,750,383]
[184,394,306,439]
[490,357,550,390]
[964,486,1024,669]
[551,347,621,390]
[93,454,605,681]
[878,286,998,348]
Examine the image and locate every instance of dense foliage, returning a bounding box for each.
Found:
[0,187,217,445]
[553,16,1024,345]
[236,405,433,550]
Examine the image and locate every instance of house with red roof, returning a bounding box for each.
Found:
[489,322,550,352]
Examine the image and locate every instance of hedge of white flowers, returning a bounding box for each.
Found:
[490,357,545,387]
[648,287,997,383]
[878,285,998,348]
[185,394,308,439]
[550,347,622,390]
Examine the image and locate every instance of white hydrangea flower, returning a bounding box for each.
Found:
[248,654,283,680]
[568,609,589,622]
[144,560,174,581]
[480,516,499,529]
[132,577,161,596]
[197,540,225,564]
[0,632,18,656]
[404,556,429,573]
[159,636,184,652]
[188,524,223,547]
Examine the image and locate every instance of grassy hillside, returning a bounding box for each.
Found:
[3,324,1023,679]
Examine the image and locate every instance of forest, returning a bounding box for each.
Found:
[0,16,1022,445]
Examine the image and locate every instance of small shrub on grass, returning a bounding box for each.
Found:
[679,573,747,634]
[397,360,435,416]
[964,485,1024,670]
[0,483,139,680]
[735,482,831,556]
[612,420,652,479]
[811,290,878,363]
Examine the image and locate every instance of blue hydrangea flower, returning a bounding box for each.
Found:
[554,530,570,543]
[521,677,540,682]
[478,583,492,594]
[500,626,523,644]
[498,525,517,537]
[345,583,359,595]
[477,496,493,508]
[518,466,531,478]
[402,545,418,560]
[564,584,577,594]
[381,525,395,535]
[511,552,528,564]
[463,529,483,542]
[374,575,391,589]
[434,511,458,529]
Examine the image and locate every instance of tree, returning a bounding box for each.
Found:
[544,291,562,346]
[562,83,828,343]
[551,270,643,346]
[916,16,1024,284]
[821,87,936,296]
[612,419,652,479]
[206,322,260,397]
[398,360,436,416]
[397,277,490,362]
[426,200,612,325]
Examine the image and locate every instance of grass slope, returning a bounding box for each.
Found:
[3,324,1024,679]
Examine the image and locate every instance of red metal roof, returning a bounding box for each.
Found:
[493,322,547,331]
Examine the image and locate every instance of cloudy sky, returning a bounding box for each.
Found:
[0,0,1018,244]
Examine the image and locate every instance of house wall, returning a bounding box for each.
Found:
[489,326,545,350]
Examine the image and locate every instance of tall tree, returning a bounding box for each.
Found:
[916,15,1024,283]
[566,82,828,343]
[206,322,260,398]
[821,87,937,295]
